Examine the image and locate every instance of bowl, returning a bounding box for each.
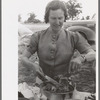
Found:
[40,83,74,100]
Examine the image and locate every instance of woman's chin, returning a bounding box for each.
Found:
[52,28,61,32]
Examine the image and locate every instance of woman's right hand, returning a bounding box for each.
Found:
[21,49,44,75]
[68,56,83,74]
[34,62,44,74]
[21,56,44,76]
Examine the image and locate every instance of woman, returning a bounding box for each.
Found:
[21,0,95,79]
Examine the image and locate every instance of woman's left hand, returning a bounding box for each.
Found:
[69,56,84,74]
[85,94,96,100]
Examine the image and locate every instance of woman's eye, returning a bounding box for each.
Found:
[51,17,63,20]
[59,17,63,20]
[52,18,56,20]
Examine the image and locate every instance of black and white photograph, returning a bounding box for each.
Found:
[18,0,97,100]
[2,0,98,100]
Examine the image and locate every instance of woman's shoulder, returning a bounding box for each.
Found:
[64,29,81,38]
[64,29,86,44]
[64,29,76,37]
[31,28,48,38]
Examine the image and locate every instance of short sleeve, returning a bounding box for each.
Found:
[27,32,39,54]
[73,32,92,53]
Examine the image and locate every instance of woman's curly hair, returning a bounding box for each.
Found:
[44,0,68,23]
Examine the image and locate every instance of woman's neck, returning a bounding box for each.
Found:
[49,27,62,34]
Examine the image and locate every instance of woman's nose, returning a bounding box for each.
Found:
[55,19,60,25]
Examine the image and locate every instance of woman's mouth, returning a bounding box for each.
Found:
[53,24,61,27]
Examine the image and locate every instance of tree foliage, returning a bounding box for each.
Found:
[24,12,41,23]
[86,16,90,20]
[66,0,82,20]
[81,16,90,20]
[81,16,85,20]
[27,12,36,23]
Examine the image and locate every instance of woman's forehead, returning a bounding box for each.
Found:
[49,9,64,16]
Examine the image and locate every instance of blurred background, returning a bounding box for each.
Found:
[18,0,97,23]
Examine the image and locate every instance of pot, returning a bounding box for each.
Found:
[40,83,74,100]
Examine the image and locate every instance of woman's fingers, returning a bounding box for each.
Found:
[69,61,81,74]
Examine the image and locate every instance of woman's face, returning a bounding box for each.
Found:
[49,9,65,32]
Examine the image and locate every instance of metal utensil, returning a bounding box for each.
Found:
[36,70,62,88]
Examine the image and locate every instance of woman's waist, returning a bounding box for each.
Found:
[39,61,70,77]
[39,60,69,68]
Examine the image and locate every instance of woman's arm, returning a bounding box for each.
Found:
[73,32,96,62]
[21,49,43,74]
[21,50,36,71]
[81,49,96,62]
[69,32,96,73]
[69,50,96,74]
